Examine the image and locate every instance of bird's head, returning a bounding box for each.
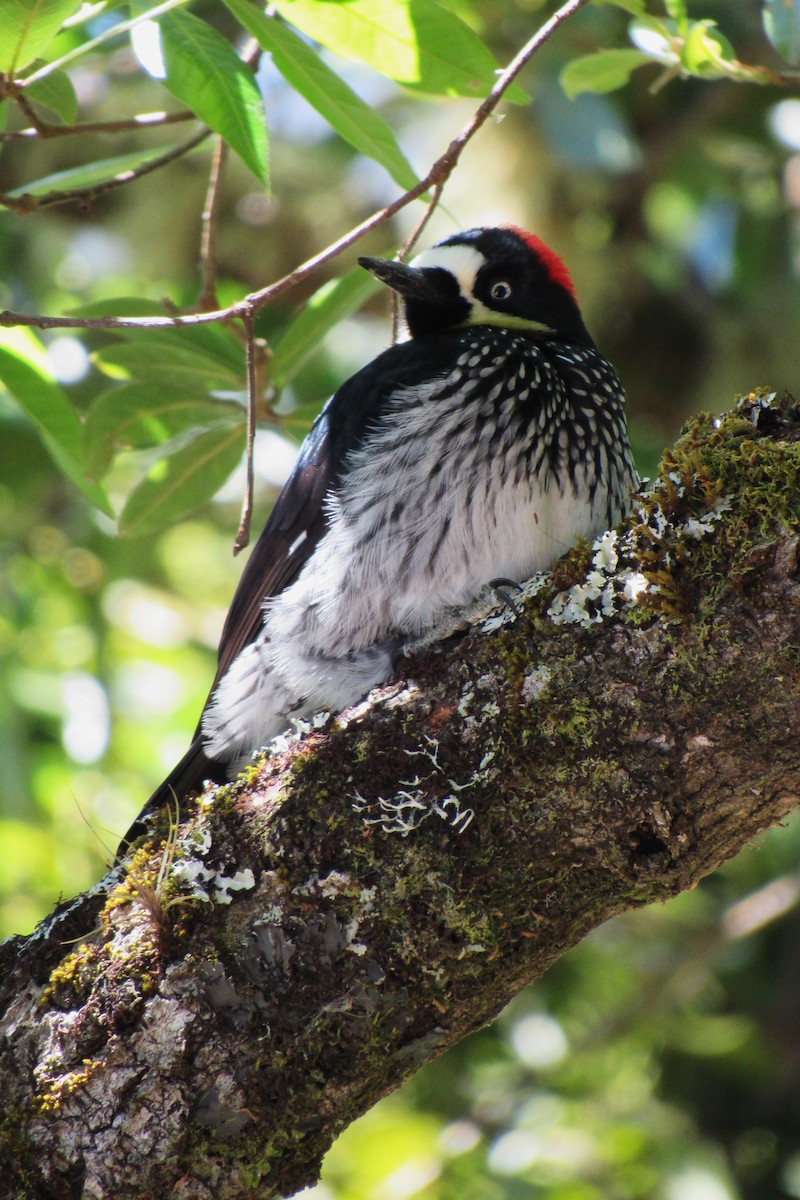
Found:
[359,226,592,346]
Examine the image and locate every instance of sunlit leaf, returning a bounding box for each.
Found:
[271,268,380,387]
[93,337,244,390]
[24,69,78,123]
[763,0,800,65]
[6,145,193,198]
[223,0,418,190]
[0,327,112,514]
[560,48,652,99]
[159,8,268,184]
[272,0,526,102]
[119,424,246,535]
[680,21,735,77]
[0,0,77,73]
[83,384,243,477]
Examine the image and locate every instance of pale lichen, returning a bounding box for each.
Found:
[350,736,503,835]
[169,827,256,906]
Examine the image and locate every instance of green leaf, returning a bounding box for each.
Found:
[560,48,652,99]
[223,0,418,190]
[24,69,78,123]
[119,423,246,536]
[159,8,268,184]
[0,0,77,73]
[763,0,800,65]
[663,0,688,31]
[271,267,379,387]
[80,316,245,377]
[83,384,243,477]
[628,17,679,65]
[139,326,246,377]
[272,0,526,102]
[0,327,112,514]
[93,336,244,391]
[6,145,193,198]
[680,20,735,78]
[72,300,245,383]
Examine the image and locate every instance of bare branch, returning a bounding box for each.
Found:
[234,306,259,556]
[198,136,228,312]
[0,110,196,141]
[391,179,445,341]
[9,88,50,133]
[396,182,445,263]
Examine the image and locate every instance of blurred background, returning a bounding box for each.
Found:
[2,0,800,1196]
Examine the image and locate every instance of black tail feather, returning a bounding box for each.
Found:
[116,738,228,862]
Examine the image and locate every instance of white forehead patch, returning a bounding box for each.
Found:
[410,242,486,300]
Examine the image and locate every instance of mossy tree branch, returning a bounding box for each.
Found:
[2,394,800,1200]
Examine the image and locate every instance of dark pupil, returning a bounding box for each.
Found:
[492,282,509,298]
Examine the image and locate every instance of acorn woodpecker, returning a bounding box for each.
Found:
[119,225,638,854]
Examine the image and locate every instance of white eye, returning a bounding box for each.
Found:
[490,280,512,301]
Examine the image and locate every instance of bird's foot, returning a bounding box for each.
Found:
[488,577,524,618]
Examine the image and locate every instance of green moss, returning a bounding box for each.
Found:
[549,538,594,592]
[540,696,600,749]
[34,1059,103,1114]
[37,940,102,1010]
[619,391,800,622]
[0,1107,40,1195]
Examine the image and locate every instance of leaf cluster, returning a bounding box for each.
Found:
[563,0,800,98]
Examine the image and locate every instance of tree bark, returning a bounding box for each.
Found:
[2,393,799,1200]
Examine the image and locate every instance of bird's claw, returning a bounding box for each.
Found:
[489,577,524,617]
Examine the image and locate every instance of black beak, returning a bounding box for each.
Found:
[358,257,443,302]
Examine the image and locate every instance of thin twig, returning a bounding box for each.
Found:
[12,90,49,132]
[390,178,445,342]
[0,111,196,141]
[0,0,593,330]
[235,306,259,556]
[396,180,445,263]
[0,128,211,213]
[198,136,228,312]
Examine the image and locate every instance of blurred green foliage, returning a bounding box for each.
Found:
[1,0,800,1196]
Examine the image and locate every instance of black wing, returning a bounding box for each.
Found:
[116,406,336,855]
[117,335,456,856]
[201,332,458,701]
